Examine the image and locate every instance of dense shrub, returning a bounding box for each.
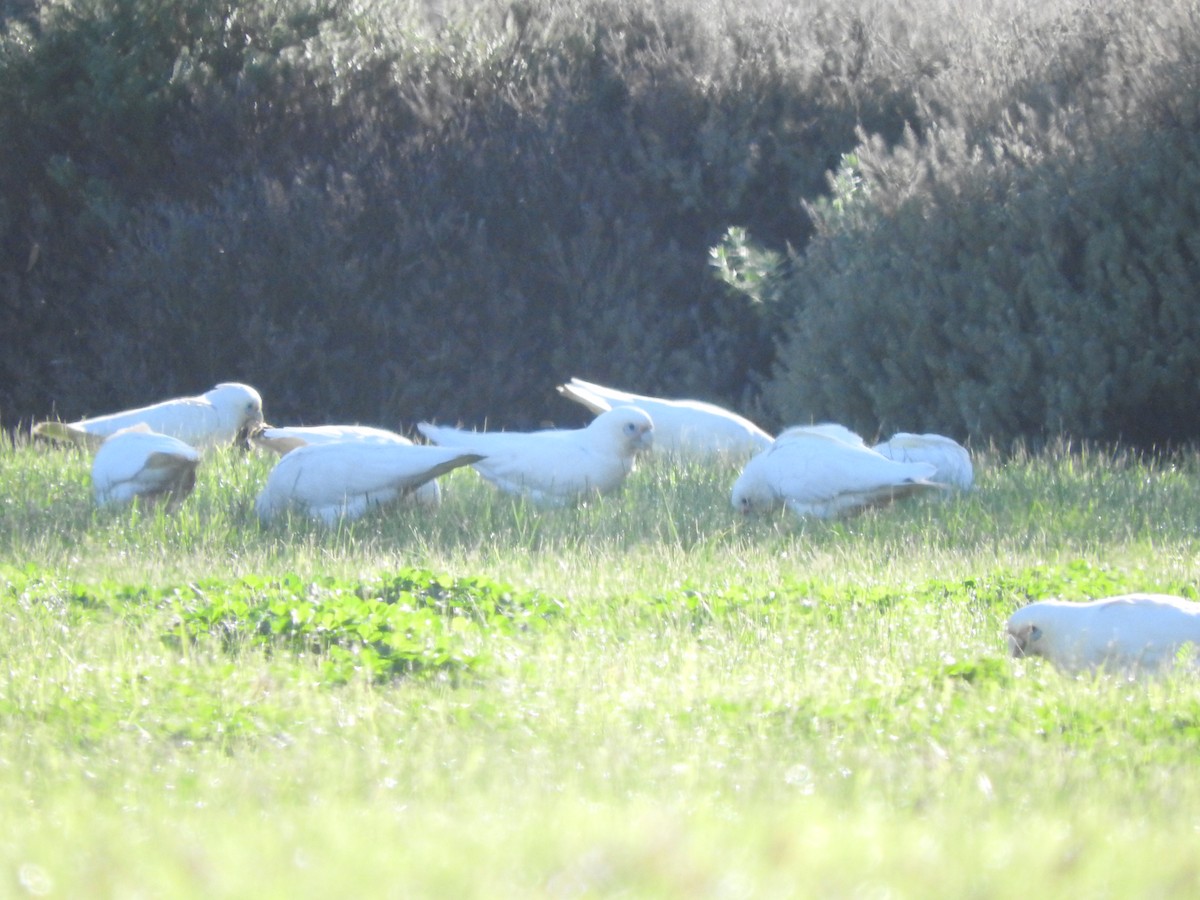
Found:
[11,0,1195,444]
[0,0,345,421]
[756,0,1200,446]
[2,0,927,429]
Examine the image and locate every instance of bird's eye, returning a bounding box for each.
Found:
[624,422,637,434]
[1030,625,1042,642]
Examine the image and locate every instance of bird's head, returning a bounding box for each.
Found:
[594,406,654,455]
[1006,620,1043,658]
[775,422,865,447]
[208,383,265,446]
[1006,601,1067,659]
[730,466,777,516]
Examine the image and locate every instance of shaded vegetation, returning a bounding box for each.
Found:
[744,3,1200,446]
[4,0,1200,444]
[3,0,920,429]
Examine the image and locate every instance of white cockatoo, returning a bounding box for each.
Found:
[416,405,654,505]
[774,422,868,447]
[250,424,412,456]
[1007,594,1200,675]
[732,424,943,519]
[254,442,484,525]
[91,425,201,509]
[872,432,973,489]
[34,383,264,452]
[555,377,771,458]
[250,423,442,506]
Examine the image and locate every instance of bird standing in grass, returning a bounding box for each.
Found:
[872,432,973,489]
[254,442,484,525]
[417,405,654,505]
[732,424,943,519]
[774,422,867,447]
[33,383,264,452]
[555,377,770,458]
[91,425,201,510]
[250,423,412,456]
[1007,594,1200,674]
[250,423,442,506]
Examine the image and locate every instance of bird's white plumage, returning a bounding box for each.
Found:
[417,405,654,504]
[34,383,264,452]
[251,424,411,456]
[1006,594,1200,674]
[251,424,441,506]
[775,422,867,447]
[732,425,942,518]
[255,442,483,525]
[873,432,973,489]
[556,377,771,457]
[91,425,201,509]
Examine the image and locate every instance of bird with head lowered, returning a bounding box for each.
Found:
[91,425,201,511]
[1007,594,1200,675]
[732,424,944,519]
[255,441,484,525]
[34,383,264,452]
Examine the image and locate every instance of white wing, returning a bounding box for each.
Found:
[92,426,201,508]
[417,421,574,455]
[251,425,440,505]
[557,377,770,457]
[466,443,625,503]
[554,379,617,416]
[418,406,653,503]
[734,429,938,518]
[873,432,973,489]
[252,424,411,456]
[81,396,221,442]
[35,382,263,451]
[255,442,481,523]
[775,422,867,447]
[1009,594,1200,673]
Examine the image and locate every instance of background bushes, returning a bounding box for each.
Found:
[2,0,1199,445]
[0,0,932,430]
[752,1,1200,447]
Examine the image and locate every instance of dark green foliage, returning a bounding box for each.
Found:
[9,0,1196,444]
[1,0,920,429]
[757,2,1200,446]
[0,0,344,418]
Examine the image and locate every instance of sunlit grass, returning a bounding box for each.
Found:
[3,435,1200,896]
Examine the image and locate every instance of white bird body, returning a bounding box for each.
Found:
[34,383,264,452]
[255,442,483,525]
[251,424,411,456]
[775,422,867,447]
[91,425,201,509]
[732,426,942,519]
[873,432,973,489]
[251,424,441,506]
[556,377,771,457]
[417,405,654,504]
[1007,594,1200,674]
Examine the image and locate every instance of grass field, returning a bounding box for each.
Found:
[2,435,1200,897]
